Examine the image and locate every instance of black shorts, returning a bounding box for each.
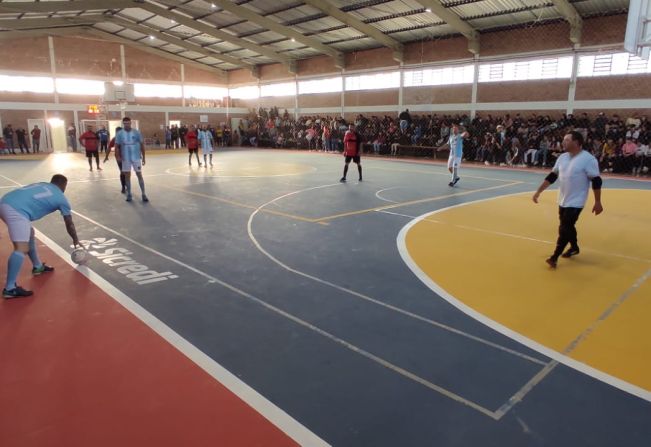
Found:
[345,155,361,164]
[86,150,98,158]
[188,148,198,154]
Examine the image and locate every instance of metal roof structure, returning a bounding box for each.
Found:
[0,0,629,75]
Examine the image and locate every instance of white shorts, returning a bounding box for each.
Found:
[121,160,142,173]
[201,146,213,155]
[448,155,461,169]
[0,203,32,242]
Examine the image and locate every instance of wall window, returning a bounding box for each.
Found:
[404,65,474,87]
[134,83,182,98]
[578,52,651,77]
[298,76,342,94]
[0,74,54,93]
[184,85,228,99]
[260,81,296,97]
[345,71,400,91]
[478,56,573,82]
[229,85,260,99]
[56,78,105,95]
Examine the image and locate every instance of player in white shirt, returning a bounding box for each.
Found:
[115,117,148,203]
[532,131,603,268]
[438,123,469,187]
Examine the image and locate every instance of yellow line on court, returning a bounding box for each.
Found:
[372,165,520,183]
[154,183,329,225]
[315,181,523,223]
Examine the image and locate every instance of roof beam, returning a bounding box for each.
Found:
[0,17,101,30]
[415,0,479,54]
[0,28,86,40]
[104,16,249,68]
[0,0,134,13]
[301,0,403,62]
[137,2,293,68]
[550,0,583,45]
[83,27,227,78]
[208,0,345,68]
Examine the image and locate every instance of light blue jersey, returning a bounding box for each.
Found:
[115,128,143,162]
[198,130,213,150]
[1,182,71,221]
[449,133,464,158]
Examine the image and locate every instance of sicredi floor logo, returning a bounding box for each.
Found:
[75,237,179,285]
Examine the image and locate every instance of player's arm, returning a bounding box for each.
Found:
[140,135,146,165]
[63,215,80,247]
[587,159,603,215]
[533,161,560,203]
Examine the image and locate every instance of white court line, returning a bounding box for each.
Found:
[396,191,651,407]
[374,187,400,203]
[33,230,330,447]
[0,173,328,445]
[246,184,550,367]
[67,203,498,420]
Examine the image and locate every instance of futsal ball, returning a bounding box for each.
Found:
[71,248,89,265]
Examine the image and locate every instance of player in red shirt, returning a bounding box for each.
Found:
[186,125,201,167]
[79,125,101,171]
[340,124,362,182]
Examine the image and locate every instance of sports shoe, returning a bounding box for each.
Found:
[142,195,149,202]
[453,177,460,186]
[3,286,33,299]
[358,177,362,182]
[545,257,557,269]
[126,194,133,202]
[448,181,454,187]
[561,247,580,258]
[32,264,54,275]
[121,188,126,194]
[97,166,102,170]
[340,177,346,183]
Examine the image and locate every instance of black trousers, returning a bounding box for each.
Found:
[553,206,583,258]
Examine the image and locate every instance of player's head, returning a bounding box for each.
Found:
[563,131,584,152]
[50,174,68,193]
[348,124,355,130]
[452,123,460,134]
[122,117,132,131]
[86,125,93,131]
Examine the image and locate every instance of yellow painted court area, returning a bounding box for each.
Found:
[405,189,651,392]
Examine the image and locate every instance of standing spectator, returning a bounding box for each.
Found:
[97,125,109,153]
[179,124,188,148]
[16,128,28,154]
[621,137,638,173]
[67,124,77,152]
[399,109,411,132]
[340,124,362,182]
[79,125,101,171]
[532,131,603,269]
[30,125,41,153]
[171,125,179,149]
[322,125,331,152]
[3,124,15,154]
[164,126,172,149]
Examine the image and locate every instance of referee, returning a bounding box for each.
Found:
[532,131,603,269]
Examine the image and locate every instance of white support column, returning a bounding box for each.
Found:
[398,63,404,114]
[180,63,186,108]
[470,56,479,119]
[294,75,299,119]
[165,111,169,126]
[120,44,126,80]
[48,36,59,104]
[73,109,79,142]
[340,69,345,118]
[567,51,579,114]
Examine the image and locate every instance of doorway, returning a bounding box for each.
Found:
[47,118,67,153]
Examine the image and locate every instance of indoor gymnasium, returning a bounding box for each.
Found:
[1,1,650,446]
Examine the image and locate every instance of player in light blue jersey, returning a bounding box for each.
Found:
[198,125,214,168]
[438,123,469,187]
[0,174,80,298]
[115,117,148,203]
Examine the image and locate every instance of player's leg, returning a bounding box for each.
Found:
[135,163,148,202]
[355,157,362,181]
[1,207,33,297]
[87,151,93,171]
[123,164,133,201]
[341,157,351,182]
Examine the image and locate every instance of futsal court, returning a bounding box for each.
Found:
[1,149,650,446]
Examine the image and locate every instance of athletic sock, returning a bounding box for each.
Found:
[28,237,42,269]
[5,251,25,290]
